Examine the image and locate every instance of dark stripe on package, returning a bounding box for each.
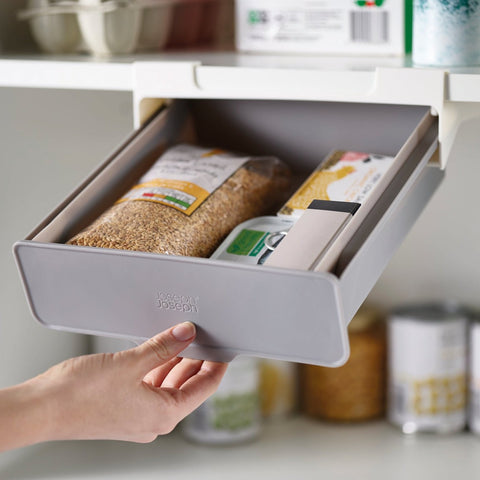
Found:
[308,199,361,216]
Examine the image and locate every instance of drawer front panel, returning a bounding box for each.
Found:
[14,243,347,366]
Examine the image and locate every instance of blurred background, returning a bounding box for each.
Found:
[0,0,480,475]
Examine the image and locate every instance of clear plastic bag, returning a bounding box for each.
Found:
[67,144,291,258]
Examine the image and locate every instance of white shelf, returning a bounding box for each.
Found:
[0,55,134,91]
[2,51,480,167]
[1,51,480,102]
[0,417,479,479]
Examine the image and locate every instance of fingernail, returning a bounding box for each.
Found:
[172,322,196,342]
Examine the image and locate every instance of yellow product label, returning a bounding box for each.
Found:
[410,375,466,415]
[259,360,296,418]
[116,145,250,216]
[201,148,226,157]
[285,166,355,209]
[117,179,210,216]
[278,150,395,219]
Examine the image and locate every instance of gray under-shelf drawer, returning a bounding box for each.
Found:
[13,99,442,366]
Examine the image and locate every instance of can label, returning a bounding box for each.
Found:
[388,316,467,432]
[182,358,261,444]
[259,359,297,419]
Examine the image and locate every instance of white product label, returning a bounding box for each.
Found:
[388,318,467,431]
[118,145,249,216]
[236,0,404,55]
[182,358,261,443]
[324,152,393,203]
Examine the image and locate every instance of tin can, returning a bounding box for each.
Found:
[302,306,386,422]
[387,303,468,434]
[468,311,480,434]
[259,359,298,420]
[413,0,480,66]
[181,357,261,445]
[211,216,295,265]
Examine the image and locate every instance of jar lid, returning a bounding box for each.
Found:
[391,301,468,322]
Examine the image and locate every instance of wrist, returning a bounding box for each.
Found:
[24,376,60,445]
[0,377,55,451]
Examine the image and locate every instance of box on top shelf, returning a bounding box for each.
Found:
[235,0,413,56]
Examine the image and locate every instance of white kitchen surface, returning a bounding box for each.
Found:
[0,417,478,480]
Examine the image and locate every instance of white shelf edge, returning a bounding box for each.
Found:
[0,59,133,91]
[0,54,479,103]
[448,73,480,103]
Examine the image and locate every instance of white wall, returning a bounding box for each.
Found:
[0,88,132,388]
[369,111,480,311]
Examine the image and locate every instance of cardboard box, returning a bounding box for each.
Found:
[236,0,412,56]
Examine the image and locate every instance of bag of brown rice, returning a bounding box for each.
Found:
[67,144,291,258]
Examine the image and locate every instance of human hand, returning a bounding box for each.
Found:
[1,322,227,450]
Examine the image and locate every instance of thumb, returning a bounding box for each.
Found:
[127,322,196,377]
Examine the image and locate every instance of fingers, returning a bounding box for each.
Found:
[161,359,204,390]
[176,361,228,413]
[128,322,196,377]
[143,357,182,388]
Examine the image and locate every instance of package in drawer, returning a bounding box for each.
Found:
[278,150,395,220]
[211,216,296,265]
[67,144,291,258]
[267,150,396,272]
[210,150,395,269]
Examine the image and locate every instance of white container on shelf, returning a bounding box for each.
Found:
[182,357,261,444]
[413,0,480,66]
[25,0,82,54]
[77,0,142,56]
[387,303,468,434]
[19,0,229,55]
[137,0,174,51]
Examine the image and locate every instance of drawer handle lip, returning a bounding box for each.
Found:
[14,239,341,282]
[183,342,350,367]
